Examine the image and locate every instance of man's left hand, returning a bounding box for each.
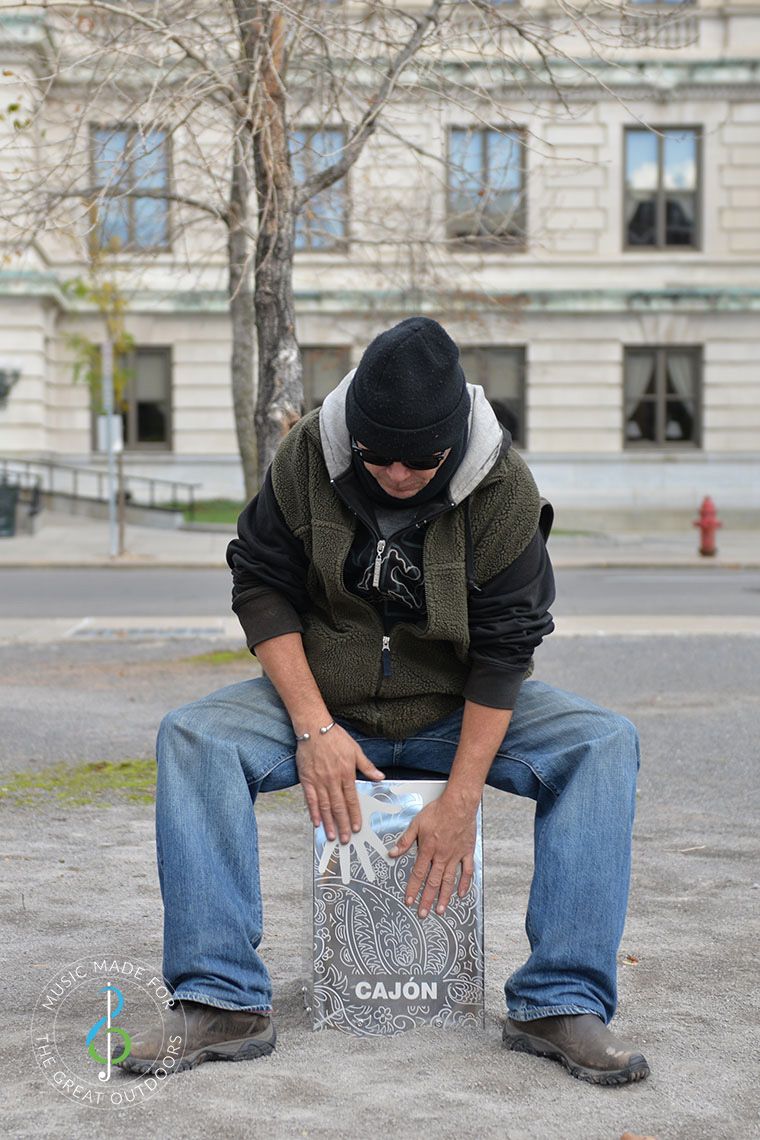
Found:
[387,795,476,919]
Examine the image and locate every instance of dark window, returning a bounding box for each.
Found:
[624,127,699,249]
[293,129,348,251]
[624,347,701,447]
[459,347,526,446]
[119,348,172,449]
[301,346,352,411]
[448,127,526,245]
[91,125,171,251]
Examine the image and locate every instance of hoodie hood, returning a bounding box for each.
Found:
[319,369,508,508]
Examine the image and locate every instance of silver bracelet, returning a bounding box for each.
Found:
[295,720,336,742]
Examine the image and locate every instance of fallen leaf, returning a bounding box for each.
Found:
[622,954,639,966]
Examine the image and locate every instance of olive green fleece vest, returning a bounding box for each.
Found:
[271,410,541,739]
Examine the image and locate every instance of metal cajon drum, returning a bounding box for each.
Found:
[304,778,484,1036]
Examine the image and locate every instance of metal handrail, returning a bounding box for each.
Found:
[0,457,200,517]
[0,467,42,492]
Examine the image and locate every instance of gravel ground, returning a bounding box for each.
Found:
[0,640,253,772]
[1,635,759,1139]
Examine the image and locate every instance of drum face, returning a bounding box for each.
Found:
[305,779,485,1036]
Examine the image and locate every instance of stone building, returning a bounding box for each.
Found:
[0,2,758,523]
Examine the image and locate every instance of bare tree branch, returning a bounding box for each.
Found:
[0,0,250,115]
[294,0,447,210]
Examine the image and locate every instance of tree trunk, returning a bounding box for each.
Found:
[253,201,301,486]
[253,11,302,485]
[227,136,258,501]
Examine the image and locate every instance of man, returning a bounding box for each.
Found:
[121,317,649,1086]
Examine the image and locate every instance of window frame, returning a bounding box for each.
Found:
[89,122,173,253]
[622,124,702,252]
[91,346,173,452]
[446,125,527,250]
[293,126,350,253]
[459,345,527,446]
[623,345,702,449]
[300,344,352,410]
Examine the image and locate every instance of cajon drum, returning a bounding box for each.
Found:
[304,779,484,1036]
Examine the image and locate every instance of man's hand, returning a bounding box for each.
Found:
[296,725,385,844]
[387,793,477,919]
[318,792,404,885]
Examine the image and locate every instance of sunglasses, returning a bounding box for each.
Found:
[351,443,447,471]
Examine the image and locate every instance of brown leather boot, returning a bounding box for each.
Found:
[117,999,276,1075]
[502,1013,650,1086]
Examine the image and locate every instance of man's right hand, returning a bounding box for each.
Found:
[295,725,385,845]
[251,632,385,843]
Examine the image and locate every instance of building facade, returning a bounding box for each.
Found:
[0,2,758,523]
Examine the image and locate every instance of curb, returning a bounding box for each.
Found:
[551,560,760,571]
[1,559,758,571]
[0,561,228,570]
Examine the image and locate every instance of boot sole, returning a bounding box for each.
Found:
[118,1027,276,1075]
[502,1022,650,1087]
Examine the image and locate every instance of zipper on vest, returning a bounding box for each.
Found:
[372,539,386,588]
[381,635,392,678]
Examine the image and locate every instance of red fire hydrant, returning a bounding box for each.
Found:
[693,495,722,557]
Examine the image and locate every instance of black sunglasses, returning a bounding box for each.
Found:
[351,443,447,471]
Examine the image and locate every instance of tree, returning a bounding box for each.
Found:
[0,0,685,493]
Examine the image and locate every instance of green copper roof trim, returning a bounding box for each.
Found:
[2,272,760,314]
[0,14,45,25]
[297,288,760,315]
[0,270,68,306]
[433,57,760,83]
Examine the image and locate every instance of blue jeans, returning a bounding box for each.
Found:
[155,677,640,1024]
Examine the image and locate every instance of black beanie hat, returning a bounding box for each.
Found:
[346,317,470,455]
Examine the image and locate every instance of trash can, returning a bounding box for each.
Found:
[0,482,19,537]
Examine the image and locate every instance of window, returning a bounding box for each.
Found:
[624,347,701,447]
[459,347,526,445]
[448,127,526,245]
[118,348,172,449]
[301,346,352,410]
[624,127,700,249]
[91,125,171,251]
[292,129,348,251]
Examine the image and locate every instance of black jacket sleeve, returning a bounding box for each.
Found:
[226,469,311,650]
[463,527,555,710]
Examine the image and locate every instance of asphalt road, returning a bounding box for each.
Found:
[1,566,759,618]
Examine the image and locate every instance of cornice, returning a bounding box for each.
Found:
[421,57,760,99]
[4,272,760,315]
[4,12,760,96]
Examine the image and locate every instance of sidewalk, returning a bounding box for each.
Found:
[0,512,230,569]
[0,510,758,569]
